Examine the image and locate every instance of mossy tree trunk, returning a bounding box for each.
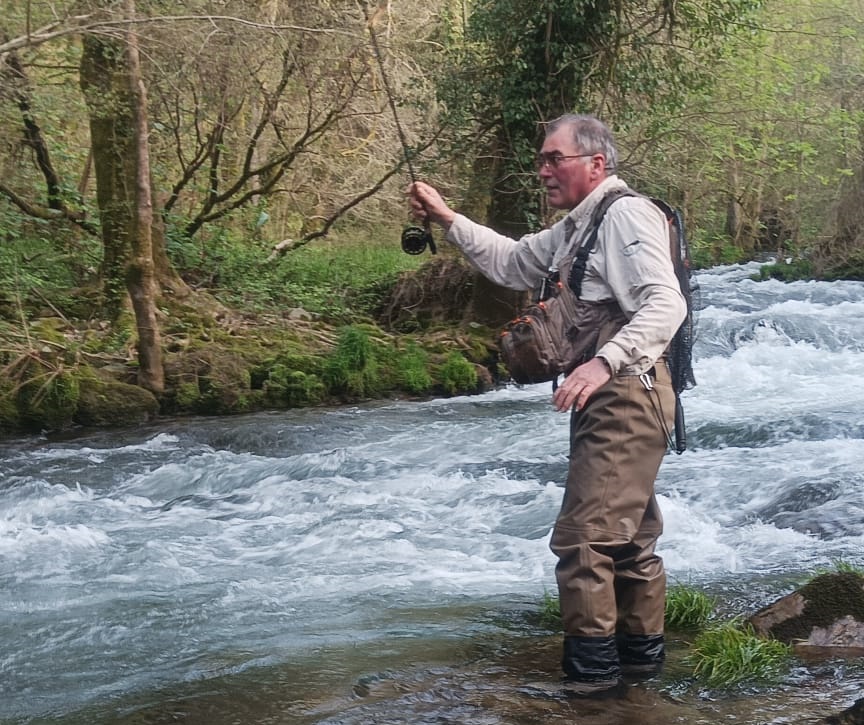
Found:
[79,1,164,395]
[124,0,163,395]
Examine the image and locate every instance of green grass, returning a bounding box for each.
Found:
[665,583,716,631]
[538,590,562,630]
[322,325,381,398]
[182,224,424,319]
[688,621,792,688]
[396,342,432,394]
[820,559,864,576]
[536,582,716,633]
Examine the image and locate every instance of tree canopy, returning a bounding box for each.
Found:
[1,0,863,415]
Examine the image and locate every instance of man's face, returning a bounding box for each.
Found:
[537,127,605,210]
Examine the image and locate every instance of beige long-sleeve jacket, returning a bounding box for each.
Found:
[445,176,687,375]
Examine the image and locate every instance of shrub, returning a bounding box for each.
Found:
[323,325,381,398]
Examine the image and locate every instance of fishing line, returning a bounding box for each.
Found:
[364,5,436,255]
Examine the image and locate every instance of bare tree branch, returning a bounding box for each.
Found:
[268,132,442,260]
[0,181,97,234]
[1,14,363,58]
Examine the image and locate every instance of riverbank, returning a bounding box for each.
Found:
[0,259,503,439]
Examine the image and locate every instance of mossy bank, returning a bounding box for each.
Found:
[0,260,504,438]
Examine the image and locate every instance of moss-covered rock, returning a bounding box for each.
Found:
[748,571,864,651]
[435,350,479,395]
[819,698,864,725]
[163,347,253,415]
[262,365,325,407]
[323,325,382,399]
[75,375,159,427]
[16,366,81,431]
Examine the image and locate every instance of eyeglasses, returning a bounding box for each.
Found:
[535,152,596,170]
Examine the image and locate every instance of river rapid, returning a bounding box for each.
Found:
[1,262,863,724]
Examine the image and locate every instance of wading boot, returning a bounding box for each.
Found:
[559,635,625,698]
[617,633,665,680]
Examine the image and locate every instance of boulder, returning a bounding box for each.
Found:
[75,376,159,427]
[748,571,864,654]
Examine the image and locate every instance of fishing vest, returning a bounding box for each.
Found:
[497,234,629,386]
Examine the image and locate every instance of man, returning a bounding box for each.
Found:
[408,114,686,695]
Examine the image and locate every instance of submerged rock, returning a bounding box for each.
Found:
[820,698,864,725]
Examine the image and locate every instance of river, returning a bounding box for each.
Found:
[1,262,863,724]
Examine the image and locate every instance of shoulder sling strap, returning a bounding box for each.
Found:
[568,188,637,298]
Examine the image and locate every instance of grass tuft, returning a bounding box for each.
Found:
[665,583,716,631]
[688,620,792,688]
[538,590,561,630]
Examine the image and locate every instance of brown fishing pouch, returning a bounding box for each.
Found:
[498,272,571,384]
[497,271,626,385]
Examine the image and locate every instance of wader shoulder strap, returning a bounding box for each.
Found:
[568,188,638,298]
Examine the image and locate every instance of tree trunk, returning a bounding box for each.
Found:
[80,33,135,315]
[124,0,164,395]
[463,127,529,326]
[725,156,742,242]
[79,2,164,395]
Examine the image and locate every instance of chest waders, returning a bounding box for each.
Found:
[548,191,674,690]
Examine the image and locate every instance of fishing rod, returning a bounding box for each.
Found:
[364,5,436,256]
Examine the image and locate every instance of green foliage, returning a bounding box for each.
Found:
[263,365,325,407]
[812,559,864,577]
[688,621,792,688]
[437,351,477,395]
[396,342,432,394]
[437,0,619,230]
[665,584,716,631]
[323,325,381,398]
[0,207,101,319]
[170,222,420,320]
[538,590,562,630]
[719,242,748,265]
[756,258,814,282]
[823,249,864,282]
[0,378,21,432]
[17,367,81,431]
[627,0,864,266]
[437,0,761,232]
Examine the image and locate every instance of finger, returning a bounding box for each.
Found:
[575,382,597,410]
[554,386,575,412]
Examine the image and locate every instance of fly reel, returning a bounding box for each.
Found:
[401,223,437,256]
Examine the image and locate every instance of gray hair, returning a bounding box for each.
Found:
[544,114,618,172]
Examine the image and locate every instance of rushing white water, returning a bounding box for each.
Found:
[1,262,863,723]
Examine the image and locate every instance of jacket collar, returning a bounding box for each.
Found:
[565,175,628,227]
[552,176,628,269]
